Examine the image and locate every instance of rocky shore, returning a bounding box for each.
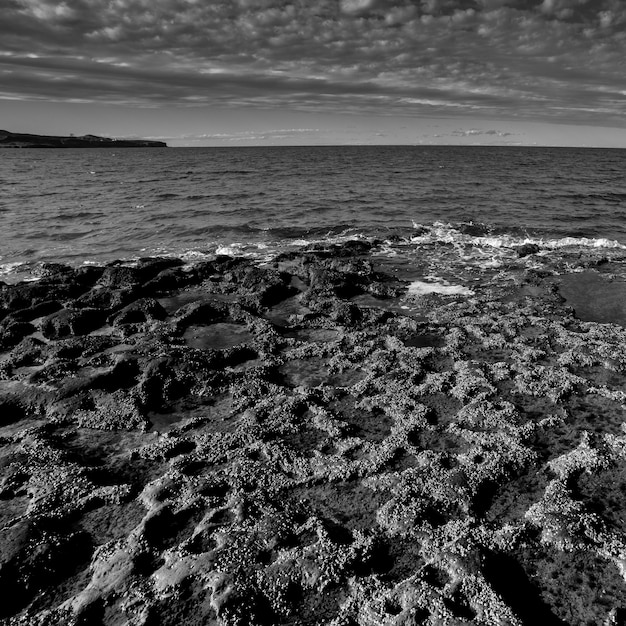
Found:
[2,241,626,625]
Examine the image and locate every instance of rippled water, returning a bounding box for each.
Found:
[2,145,626,278]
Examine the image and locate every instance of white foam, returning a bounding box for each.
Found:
[410,221,626,251]
[176,250,212,260]
[214,243,247,256]
[407,279,474,297]
[0,261,25,276]
[0,262,42,284]
[211,242,277,261]
[542,236,625,249]
[288,233,370,249]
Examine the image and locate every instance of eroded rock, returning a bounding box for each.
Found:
[1,243,626,624]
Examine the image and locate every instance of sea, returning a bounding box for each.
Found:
[2,145,626,291]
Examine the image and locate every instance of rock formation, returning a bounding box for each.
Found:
[1,243,626,624]
[0,130,167,148]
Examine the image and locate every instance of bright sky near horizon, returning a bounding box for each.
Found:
[2,0,626,147]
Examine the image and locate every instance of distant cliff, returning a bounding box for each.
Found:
[0,130,167,148]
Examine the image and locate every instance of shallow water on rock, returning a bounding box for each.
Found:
[398,331,444,348]
[158,290,237,315]
[280,357,364,388]
[78,500,146,547]
[57,428,164,492]
[148,407,200,433]
[289,480,388,532]
[10,364,45,380]
[575,461,626,535]
[509,543,626,625]
[89,325,117,338]
[182,322,253,350]
[0,417,46,437]
[0,495,29,529]
[290,328,341,344]
[350,293,427,320]
[329,396,392,442]
[281,422,327,457]
[558,271,626,326]
[149,394,237,433]
[264,296,311,327]
[418,393,463,425]
[529,394,626,463]
[277,327,341,344]
[573,364,626,389]
[408,427,467,454]
[157,289,207,315]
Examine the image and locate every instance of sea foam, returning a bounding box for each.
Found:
[407,279,475,297]
[410,221,626,251]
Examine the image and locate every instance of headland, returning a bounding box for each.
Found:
[0,130,167,148]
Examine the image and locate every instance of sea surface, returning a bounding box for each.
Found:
[2,145,626,284]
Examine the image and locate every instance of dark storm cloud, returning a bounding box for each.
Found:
[2,0,626,124]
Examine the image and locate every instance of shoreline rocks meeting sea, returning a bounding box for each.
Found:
[2,239,626,625]
[0,130,167,149]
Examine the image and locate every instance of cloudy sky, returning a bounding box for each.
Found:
[2,0,626,146]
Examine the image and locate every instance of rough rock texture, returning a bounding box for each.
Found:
[2,247,626,625]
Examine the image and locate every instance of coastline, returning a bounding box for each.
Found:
[2,241,626,623]
[0,130,167,149]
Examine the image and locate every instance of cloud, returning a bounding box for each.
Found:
[339,0,379,14]
[452,128,515,136]
[0,49,521,116]
[1,0,625,128]
[182,128,322,142]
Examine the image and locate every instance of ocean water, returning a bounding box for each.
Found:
[2,145,626,283]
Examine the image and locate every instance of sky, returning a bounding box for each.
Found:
[1,0,626,147]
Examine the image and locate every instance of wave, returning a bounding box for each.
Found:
[51,211,107,221]
[3,218,625,284]
[0,261,27,277]
[548,192,626,203]
[207,170,257,175]
[409,221,626,251]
